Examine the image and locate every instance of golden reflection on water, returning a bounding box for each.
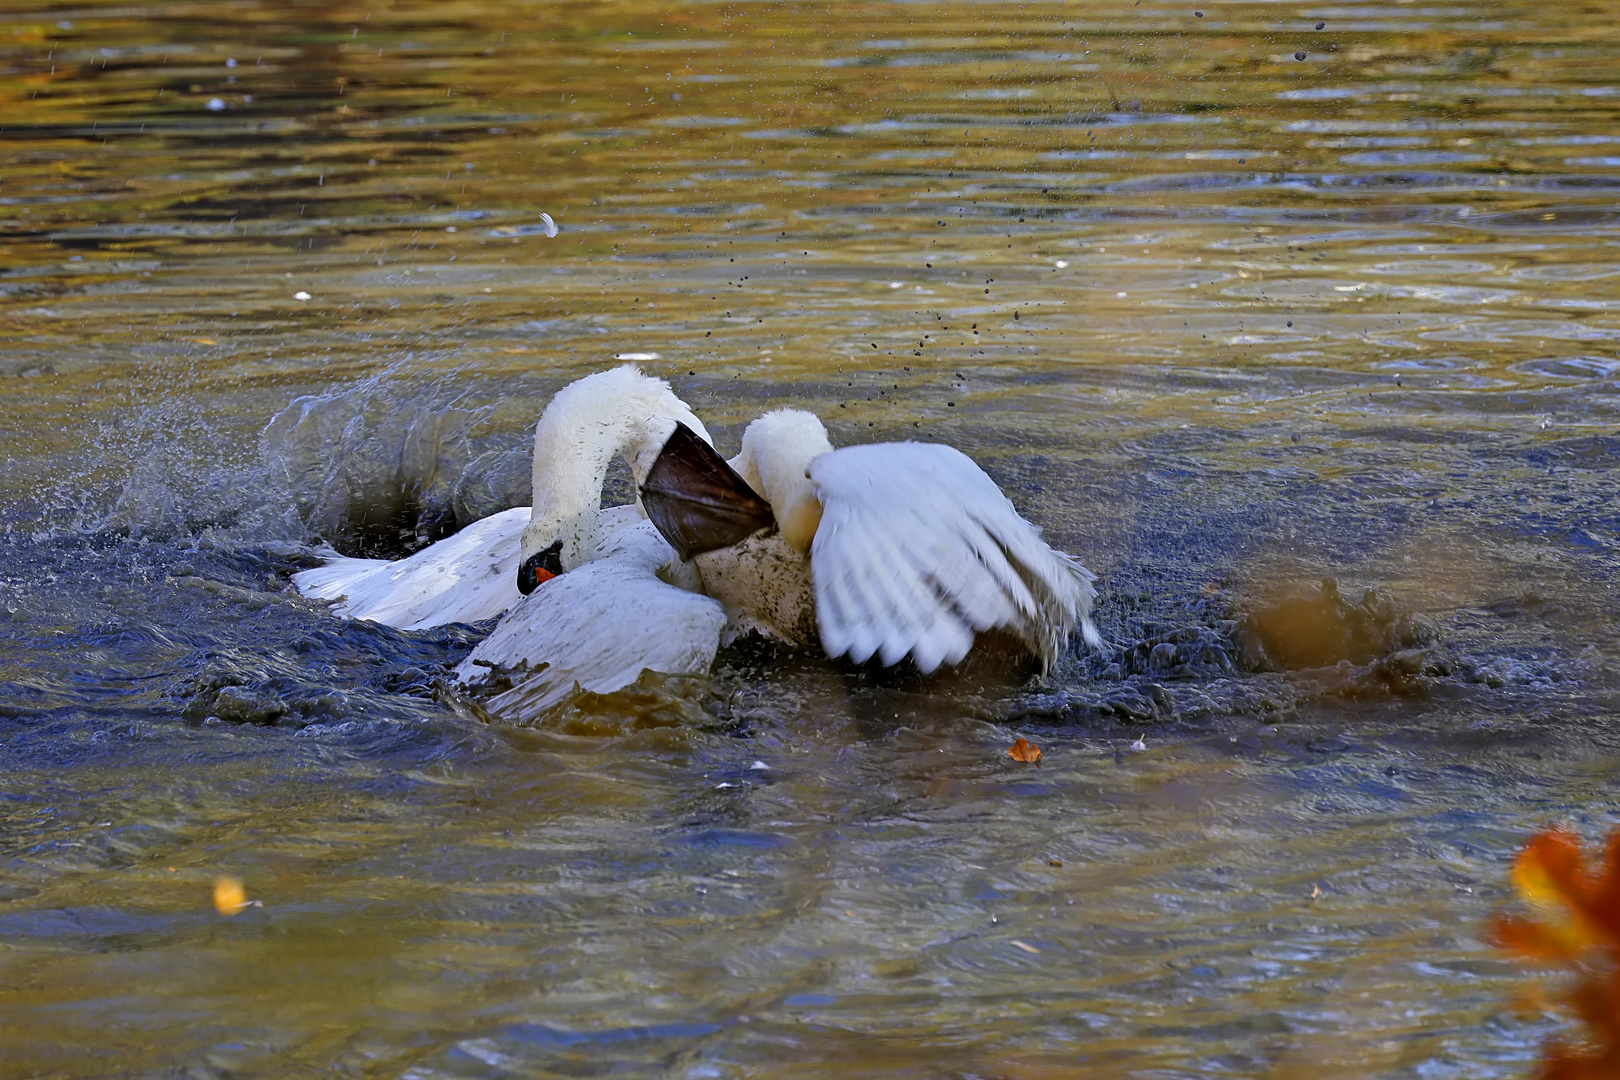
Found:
[1,0,1618,1075]
[2,0,1617,474]
[2,723,1578,1077]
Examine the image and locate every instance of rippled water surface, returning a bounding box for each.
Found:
[3,0,1619,1076]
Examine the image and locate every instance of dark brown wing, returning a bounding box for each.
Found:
[640,422,776,561]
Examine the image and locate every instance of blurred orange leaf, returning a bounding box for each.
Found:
[213,876,247,916]
[1494,826,1620,1079]
[1491,913,1586,963]
[1508,828,1620,949]
[1007,737,1041,763]
[1515,829,1587,910]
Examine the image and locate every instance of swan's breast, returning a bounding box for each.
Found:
[692,532,816,647]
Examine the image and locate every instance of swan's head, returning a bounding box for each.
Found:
[516,364,711,593]
[734,408,833,555]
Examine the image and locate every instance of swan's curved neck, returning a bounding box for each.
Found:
[524,366,708,563]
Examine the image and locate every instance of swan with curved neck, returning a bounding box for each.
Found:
[458,402,833,723]
[295,364,708,630]
[515,365,711,593]
[732,409,830,555]
[458,395,1101,726]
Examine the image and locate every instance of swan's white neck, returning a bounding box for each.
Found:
[521,365,710,567]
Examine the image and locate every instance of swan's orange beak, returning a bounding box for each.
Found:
[518,565,556,594]
[516,541,564,596]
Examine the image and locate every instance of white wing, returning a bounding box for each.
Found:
[453,520,728,723]
[293,506,528,630]
[809,442,1099,673]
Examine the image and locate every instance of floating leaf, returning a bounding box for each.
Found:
[1007,737,1041,763]
[213,876,248,916]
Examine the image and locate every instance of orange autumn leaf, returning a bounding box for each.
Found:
[213,876,248,916]
[1590,831,1620,941]
[1509,828,1620,949]
[1007,737,1041,763]
[1514,829,1587,910]
[1491,913,1587,963]
[1568,976,1620,1047]
[1541,1052,1620,1080]
[1493,826,1620,1080]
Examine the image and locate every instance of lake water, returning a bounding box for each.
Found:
[1,0,1618,1075]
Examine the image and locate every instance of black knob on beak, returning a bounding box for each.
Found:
[516,540,564,595]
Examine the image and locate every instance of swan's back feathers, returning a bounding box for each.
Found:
[809,442,1098,673]
[292,506,528,630]
[453,520,727,722]
[293,555,387,604]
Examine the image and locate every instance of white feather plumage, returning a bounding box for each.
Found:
[809,441,1098,672]
[292,364,704,632]
[292,506,528,630]
[294,368,1101,717]
[453,520,727,722]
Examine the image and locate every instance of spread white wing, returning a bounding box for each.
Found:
[452,520,728,723]
[293,506,529,630]
[809,442,1099,673]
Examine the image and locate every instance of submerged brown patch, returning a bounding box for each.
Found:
[1238,578,1423,670]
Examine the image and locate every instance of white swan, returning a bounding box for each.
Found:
[293,365,709,630]
[299,368,1100,727]
[445,369,736,722]
[642,408,1102,674]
